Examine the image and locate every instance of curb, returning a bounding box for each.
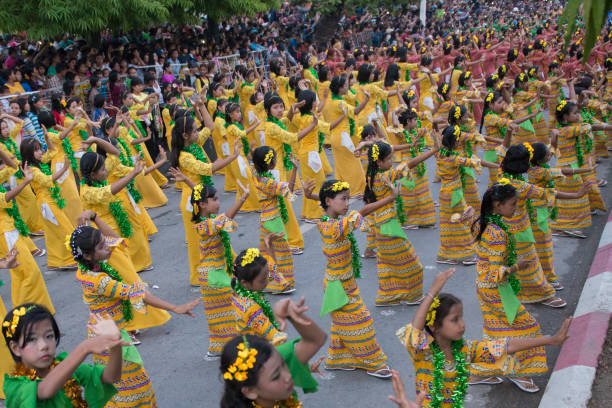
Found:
[539,210,612,408]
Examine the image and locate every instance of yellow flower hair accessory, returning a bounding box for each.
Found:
[240,248,260,267]
[606,58,612,65]
[557,100,567,112]
[358,126,364,137]
[354,48,358,53]
[473,35,479,44]
[485,92,494,103]
[498,177,511,185]
[518,73,525,81]
[529,67,536,77]
[223,337,258,381]
[407,89,416,98]
[60,99,67,108]
[411,108,418,113]
[426,297,440,327]
[513,49,518,57]
[454,106,461,120]
[264,150,274,165]
[2,306,27,339]
[192,184,204,202]
[441,83,449,94]
[371,143,380,162]
[392,46,397,52]
[491,74,499,81]
[65,234,72,252]
[523,142,534,160]
[453,125,461,137]
[500,65,507,73]
[420,47,426,54]
[407,42,412,49]
[330,181,350,192]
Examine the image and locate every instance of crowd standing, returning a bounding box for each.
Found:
[1,0,612,406]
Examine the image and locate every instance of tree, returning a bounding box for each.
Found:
[0,0,278,40]
[561,0,612,62]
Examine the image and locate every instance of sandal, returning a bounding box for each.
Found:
[402,224,419,230]
[563,230,587,239]
[290,247,304,255]
[509,377,539,393]
[367,366,392,379]
[551,281,564,291]
[362,250,377,259]
[598,179,607,187]
[436,258,459,265]
[540,297,567,308]
[325,365,356,371]
[468,376,503,385]
[401,295,425,306]
[31,248,46,257]
[461,257,478,266]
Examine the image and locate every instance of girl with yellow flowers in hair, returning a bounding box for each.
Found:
[169,167,250,358]
[397,268,572,407]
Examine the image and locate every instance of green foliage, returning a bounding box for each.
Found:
[561,0,612,62]
[0,0,279,39]
[300,0,414,16]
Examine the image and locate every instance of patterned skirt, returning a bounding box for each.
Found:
[532,223,559,284]
[514,239,555,303]
[400,174,437,226]
[95,354,157,408]
[549,172,591,230]
[437,183,476,260]
[260,222,294,292]
[326,297,388,371]
[462,172,481,214]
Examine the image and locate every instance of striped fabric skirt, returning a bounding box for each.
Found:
[462,172,481,214]
[549,171,592,231]
[198,265,238,355]
[259,223,294,292]
[514,239,555,303]
[472,284,548,377]
[375,229,423,305]
[400,174,437,226]
[365,215,377,251]
[532,223,559,284]
[437,182,476,260]
[582,162,606,212]
[94,355,157,408]
[326,298,388,371]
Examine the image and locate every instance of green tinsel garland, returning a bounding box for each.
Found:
[0,183,28,236]
[540,164,558,220]
[127,129,143,154]
[39,163,65,209]
[60,135,79,174]
[321,215,362,278]
[233,280,279,330]
[87,180,133,238]
[485,213,521,294]
[183,144,212,186]
[199,215,234,277]
[403,129,425,177]
[266,116,293,170]
[115,137,143,203]
[79,261,133,321]
[429,340,468,408]
[504,173,535,224]
[318,132,325,153]
[1,137,23,178]
[259,171,288,224]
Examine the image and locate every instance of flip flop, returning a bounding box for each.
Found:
[401,295,425,306]
[31,248,46,257]
[436,258,459,265]
[461,257,478,266]
[563,230,587,239]
[541,297,567,308]
[468,376,503,385]
[509,377,539,393]
[325,365,356,371]
[366,367,392,379]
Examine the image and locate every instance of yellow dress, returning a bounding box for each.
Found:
[225,123,260,212]
[291,113,330,220]
[397,323,516,408]
[63,114,89,166]
[0,191,54,315]
[76,262,157,407]
[46,129,82,225]
[211,114,230,180]
[356,82,387,127]
[80,180,152,273]
[237,81,256,117]
[0,294,14,398]
[177,129,216,285]
[270,73,291,108]
[326,96,366,195]
[233,293,288,346]
[118,127,168,209]
[30,161,76,268]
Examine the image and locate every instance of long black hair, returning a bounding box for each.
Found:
[67,225,104,270]
[170,113,196,167]
[448,105,467,126]
[555,100,576,125]
[480,91,503,132]
[80,151,106,185]
[330,75,347,96]
[424,293,462,336]
[363,141,392,204]
[501,144,531,175]
[473,183,517,241]
[19,138,43,168]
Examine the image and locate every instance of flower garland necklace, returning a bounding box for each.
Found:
[0,183,28,236]
[38,163,66,209]
[503,173,536,224]
[225,122,250,157]
[198,215,234,277]
[49,128,79,174]
[485,213,521,294]
[65,114,89,141]
[79,261,134,321]
[233,280,279,330]
[11,360,88,408]
[321,215,362,278]
[266,117,293,170]
[429,340,468,408]
[127,128,143,154]
[402,129,426,177]
[115,137,143,203]
[84,180,133,238]
[1,136,23,178]
[539,164,557,220]
[439,147,467,189]
[183,143,212,186]
[258,171,288,223]
[251,394,302,408]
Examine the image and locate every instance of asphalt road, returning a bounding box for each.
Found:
[1,148,610,408]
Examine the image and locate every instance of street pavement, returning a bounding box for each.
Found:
[1,148,610,408]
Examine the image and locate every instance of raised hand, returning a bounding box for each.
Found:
[236,178,250,200]
[431,268,456,293]
[382,176,399,198]
[87,313,121,341]
[389,370,425,408]
[21,162,32,182]
[309,355,325,375]
[302,179,317,200]
[168,167,188,183]
[0,247,19,269]
[77,210,97,226]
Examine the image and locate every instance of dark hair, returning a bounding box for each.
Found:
[530,142,548,166]
[480,91,503,132]
[319,179,349,210]
[458,71,471,87]
[2,304,60,362]
[93,93,106,109]
[384,64,400,87]
[263,95,284,117]
[448,105,467,126]
[329,75,347,96]
[437,82,451,100]
[318,64,329,82]
[67,225,104,269]
[220,334,275,408]
[485,74,499,90]
[497,64,508,79]
[473,183,517,241]
[37,110,56,129]
[66,96,81,111]
[20,138,44,167]
[356,64,373,84]
[63,80,75,97]
[191,184,217,222]
[364,141,392,204]
[170,114,197,167]
[231,249,268,288]
[360,124,376,140]
[252,146,275,174]
[80,151,106,185]
[501,144,531,175]
[555,100,576,125]
[297,89,316,114]
[424,293,463,336]
[398,109,418,126]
